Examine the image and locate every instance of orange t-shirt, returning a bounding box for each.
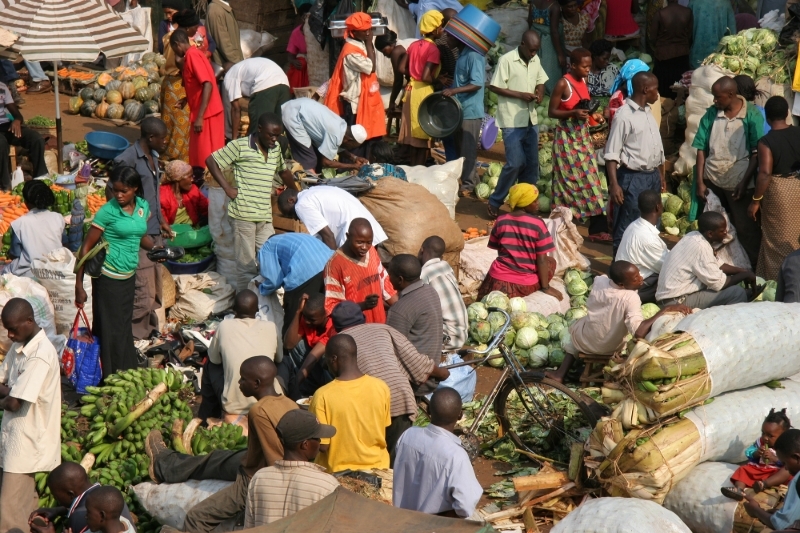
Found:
[323,248,396,323]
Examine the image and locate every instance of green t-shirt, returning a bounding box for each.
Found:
[91,197,150,279]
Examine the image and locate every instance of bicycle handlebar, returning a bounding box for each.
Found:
[444,307,512,369]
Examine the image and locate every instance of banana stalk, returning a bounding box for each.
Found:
[108,383,167,438]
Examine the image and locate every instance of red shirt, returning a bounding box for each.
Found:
[324,248,396,324]
[159,184,209,226]
[559,73,590,111]
[406,39,440,82]
[488,212,555,286]
[183,46,223,122]
[298,316,335,347]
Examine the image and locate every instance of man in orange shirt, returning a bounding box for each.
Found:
[323,218,397,323]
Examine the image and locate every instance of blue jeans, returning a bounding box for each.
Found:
[0,60,19,84]
[24,61,46,82]
[489,124,539,209]
[611,166,662,252]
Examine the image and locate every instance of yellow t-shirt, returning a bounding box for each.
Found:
[309,375,391,473]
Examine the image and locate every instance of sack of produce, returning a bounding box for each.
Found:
[587,379,800,503]
[360,177,464,259]
[550,497,691,533]
[400,159,463,220]
[32,247,93,336]
[170,272,235,322]
[0,273,65,355]
[663,461,784,533]
[132,480,235,529]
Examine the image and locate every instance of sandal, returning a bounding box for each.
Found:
[487,205,500,220]
[586,232,613,243]
[721,487,745,501]
[458,189,473,198]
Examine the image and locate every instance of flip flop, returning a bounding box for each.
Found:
[487,205,500,220]
[721,487,745,501]
[586,232,613,243]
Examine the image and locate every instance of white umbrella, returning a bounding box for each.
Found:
[0,0,151,170]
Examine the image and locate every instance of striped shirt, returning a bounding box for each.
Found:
[344,323,436,418]
[258,233,334,294]
[324,248,396,323]
[421,259,468,350]
[487,212,555,286]
[211,135,284,222]
[386,280,443,363]
[656,231,727,301]
[244,461,339,528]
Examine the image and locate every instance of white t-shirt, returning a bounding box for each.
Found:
[223,58,290,101]
[615,217,668,279]
[295,186,387,247]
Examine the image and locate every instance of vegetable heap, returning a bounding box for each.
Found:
[24,115,56,128]
[174,245,214,264]
[702,28,794,82]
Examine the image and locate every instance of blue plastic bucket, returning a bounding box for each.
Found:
[445,5,501,55]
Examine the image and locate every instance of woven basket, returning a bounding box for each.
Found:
[161,264,176,309]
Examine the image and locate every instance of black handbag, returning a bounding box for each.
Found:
[74,240,109,278]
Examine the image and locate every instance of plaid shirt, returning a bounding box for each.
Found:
[420,259,468,350]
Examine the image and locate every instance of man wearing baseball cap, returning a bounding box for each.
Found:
[244,410,339,527]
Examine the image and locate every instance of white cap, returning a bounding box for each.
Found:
[350,124,368,144]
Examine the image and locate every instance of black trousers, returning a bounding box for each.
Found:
[638,273,659,304]
[198,361,225,422]
[93,275,138,378]
[386,414,412,466]
[705,181,762,269]
[0,124,47,190]
[155,449,246,483]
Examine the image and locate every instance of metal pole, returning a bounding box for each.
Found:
[54,59,63,173]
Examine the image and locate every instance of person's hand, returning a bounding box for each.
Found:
[542,287,563,301]
[75,285,87,308]
[748,200,761,221]
[353,156,369,167]
[29,510,58,524]
[225,187,238,200]
[572,109,589,120]
[430,365,450,381]
[297,367,308,384]
[756,447,779,463]
[517,92,537,103]
[743,494,762,518]
[292,59,303,70]
[696,181,708,200]
[609,182,624,206]
[442,88,455,98]
[557,53,567,71]
[175,98,188,109]
[160,223,173,239]
[29,520,56,533]
[590,112,605,124]
[661,179,667,193]
[664,304,693,316]
[361,294,379,310]
[753,480,766,493]
[298,294,309,314]
[437,75,453,88]
[10,119,21,138]
[732,180,747,201]
[193,118,203,133]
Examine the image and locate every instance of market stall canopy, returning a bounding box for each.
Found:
[245,487,497,533]
[0,0,149,61]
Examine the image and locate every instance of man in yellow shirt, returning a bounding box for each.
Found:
[308,334,391,472]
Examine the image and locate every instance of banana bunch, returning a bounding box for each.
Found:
[61,406,79,441]
[34,472,56,508]
[191,423,247,455]
[88,454,149,492]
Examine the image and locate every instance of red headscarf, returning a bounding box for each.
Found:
[345,12,372,38]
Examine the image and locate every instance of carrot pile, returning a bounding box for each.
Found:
[57,68,95,81]
[86,194,107,215]
[463,227,488,240]
[0,194,28,236]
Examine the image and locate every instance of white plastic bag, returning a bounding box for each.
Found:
[663,462,739,533]
[644,311,687,342]
[132,481,236,530]
[522,277,570,316]
[247,276,284,357]
[543,207,592,277]
[458,236,496,298]
[400,159,463,219]
[551,497,691,533]
[486,7,529,52]
[207,187,237,283]
[240,30,276,59]
[31,247,92,337]
[119,7,152,66]
[0,274,65,355]
[170,272,235,322]
[377,0,416,39]
[429,352,477,402]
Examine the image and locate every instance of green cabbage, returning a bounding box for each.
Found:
[487,348,505,368]
[538,196,551,213]
[724,35,746,55]
[539,163,554,177]
[677,217,691,236]
[504,329,516,348]
[754,28,778,53]
[527,345,549,368]
[564,269,584,286]
[546,313,565,325]
[482,290,510,311]
[567,280,588,296]
[661,212,677,228]
[508,297,526,313]
[467,302,488,321]
[536,328,551,343]
[638,53,653,65]
[539,150,553,165]
[565,307,588,322]
[570,294,588,307]
[689,220,698,232]
[487,162,503,177]
[469,321,492,343]
[665,195,684,215]
[487,174,499,189]
[514,327,539,349]
[513,347,528,366]
[511,311,539,330]
[548,347,566,367]
[548,321,566,339]
[641,303,660,320]
[488,311,507,333]
[725,57,742,73]
[475,183,491,199]
[761,280,778,302]
[677,180,692,205]
[666,226,680,236]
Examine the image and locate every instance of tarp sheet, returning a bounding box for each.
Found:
[246,487,496,533]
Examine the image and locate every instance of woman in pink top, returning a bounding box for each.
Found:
[605,0,640,37]
[548,48,610,242]
[287,4,311,90]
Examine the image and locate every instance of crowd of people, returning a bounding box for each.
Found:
[2,0,800,531]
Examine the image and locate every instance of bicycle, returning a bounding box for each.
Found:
[441,307,608,464]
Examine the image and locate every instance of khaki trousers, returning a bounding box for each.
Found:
[230,218,274,292]
[133,236,163,340]
[0,470,38,533]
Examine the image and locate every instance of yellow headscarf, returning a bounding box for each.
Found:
[419,10,444,36]
[508,183,539,210]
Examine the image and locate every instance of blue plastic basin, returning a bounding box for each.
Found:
[85,131,130,160]
[166,253,216,275]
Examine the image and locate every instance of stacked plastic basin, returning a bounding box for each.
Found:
[445,4,501,56]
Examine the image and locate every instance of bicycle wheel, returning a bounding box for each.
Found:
[493,372,605,463]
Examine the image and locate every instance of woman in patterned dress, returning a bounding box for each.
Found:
[528,0,568,94]
[547,48,610,242]
[160,29,190,163]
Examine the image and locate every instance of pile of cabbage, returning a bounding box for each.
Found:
[475,162,504,200]
[702,28,794,83]
[659,181,697,236]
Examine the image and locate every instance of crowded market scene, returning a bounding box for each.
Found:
[3,0,800,531]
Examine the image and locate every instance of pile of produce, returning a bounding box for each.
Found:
[702,28,794,82]
[67,53,166,123]
[174,244,214,264]
[189,423,248,455]
[659,183,696,236]
[24,115,56,128]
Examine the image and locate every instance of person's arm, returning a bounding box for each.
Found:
[604,115,627,205]
[193,81,214,133]
[733,108,766,200]
[6,102,24,138]
[550,2,567,70]
[284,295,308,350]
[748,141,771,221]
[388,50,407,111]
[206,150,238,200]
[692,108,714,199]
[743,494,779,527]
[389,327,449,383]
[308,394,330,453]
[489,84,537,103]
[297,342,326,384]
[756,467,792,492]
[537,253,562,301]
[320,154,360,171]
[548,78,588,121]
[633,305,692,338]
[75,225,104,307]
[317,226,337,250]
[230,99,242,140]
[365,30,376,73]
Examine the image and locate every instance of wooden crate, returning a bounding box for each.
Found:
[271,195,307,233]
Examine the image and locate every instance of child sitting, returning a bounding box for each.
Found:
[84,486,136,533]
[744,428,800,531]
[722,408,792,500]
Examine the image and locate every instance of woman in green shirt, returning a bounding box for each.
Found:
[75,165,162,377]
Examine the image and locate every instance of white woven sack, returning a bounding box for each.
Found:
[170,272,235,322]
[663,462,739,533]
[551,497,691,533]
[31,247,93,337]
[458,236,495,298]
[674,302,800,396]
[132,481,235,530]
[401,158,463,220]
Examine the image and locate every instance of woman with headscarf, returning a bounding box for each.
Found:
[324,12,387,157]
[548,48,610,242]
[171,8,216,61]
[607,59,656,124]
[158,0,183,54]
[160,10,195,163]
[400,10,445,166]
[477,183,562,301]
[160,160,209,227]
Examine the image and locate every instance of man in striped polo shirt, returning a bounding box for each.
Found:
[206,113,293,291]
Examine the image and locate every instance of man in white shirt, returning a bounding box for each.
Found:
[277,186,388,250]
[224,58,291,139]
[615,190,669,304]
[202,289,280,421]
[0,298,61,533]
[549,261,690,383]
[393,387,482,517]
[656,211,754,309]
[280,98,368,174]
